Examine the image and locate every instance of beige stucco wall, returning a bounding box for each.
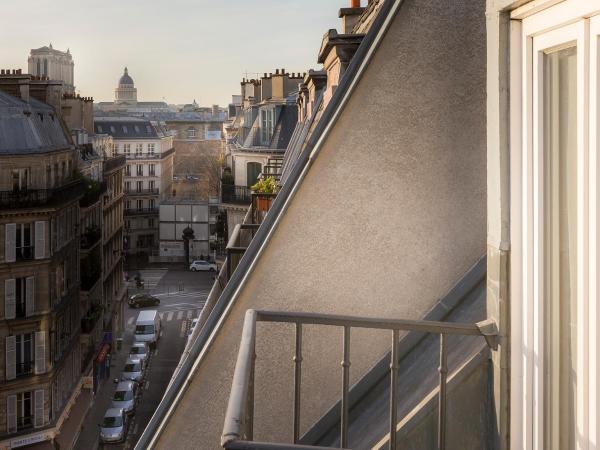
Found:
[157,0,486,448]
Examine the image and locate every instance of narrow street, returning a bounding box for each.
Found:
[74,266,214,450]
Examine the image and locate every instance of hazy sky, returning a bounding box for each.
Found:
[0,0,343,106]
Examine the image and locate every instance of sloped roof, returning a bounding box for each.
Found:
[94,117,170,139]
[134,0,406,447]
[0,91,71,155]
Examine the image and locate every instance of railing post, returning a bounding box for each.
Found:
[341,326,351,448]
[293,323,303,443]
[246,349,256,441]
[438,334,448,450]
[389,329,399,450]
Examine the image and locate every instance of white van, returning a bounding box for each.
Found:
[134,310,161,348]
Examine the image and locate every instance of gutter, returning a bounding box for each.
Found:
[134,1,407,448]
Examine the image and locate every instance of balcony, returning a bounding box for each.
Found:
[125,147,175,160]
[222,185,252,205]
[80,226,102,251]
[16,361,34,378]
[0,179,84,209]
[16,246,34,261]
[16,415,33,432]
[103,155,126,174]
[125,188,160,196]
[125,208,159,216]
[221,310,498,450]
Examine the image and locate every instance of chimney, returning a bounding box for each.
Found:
[339,0,365,33]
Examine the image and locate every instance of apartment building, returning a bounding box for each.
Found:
[0,89,83,449]
[94,118,174,257]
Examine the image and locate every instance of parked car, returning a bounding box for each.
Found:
[121,357,145,383]
[134,310,161,348]
[189,260,218,272]
[99,408,128,443]
[111,381,138,415]
[129,342,149,368]
[128,293,160,308]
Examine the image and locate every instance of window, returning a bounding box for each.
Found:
[136,181,143,193]
[125,165,131,176]
[148,199,155,209]
[137,200,143,211]
[134,125,140,133]
[122,125,128,134]
[260,109,274,144]
[246,162,262,188]
[135,144,143,156]
[149,180,155,192]
[16,223,33,261]
[512,9,600,448]
[15,392,32,430]
[148,218,154,228]
[5,277,35,319]
[125,181,131,192]
[113,143,118,156]
[125,200,131,210]
[11,169,29,192]
[97,125,103,133]
[148,143,155,155]
[187,128,196,139]
[110,126,116,134]
[124,144,131,156]
[137,164,143,176]
[15,333,33,377]
[149,164,156,176]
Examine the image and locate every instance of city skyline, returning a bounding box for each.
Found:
[0,0,341,106]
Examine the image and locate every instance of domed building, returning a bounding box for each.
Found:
[96,67,171,113]
[114,67,137,105]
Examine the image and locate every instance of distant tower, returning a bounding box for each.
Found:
[114,67,138,105]
[28,44,75,93]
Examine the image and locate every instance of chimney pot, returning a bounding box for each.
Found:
[351,0,360,7]
[275,69,279,75]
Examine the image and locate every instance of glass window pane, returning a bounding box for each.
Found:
[543,45,577,450]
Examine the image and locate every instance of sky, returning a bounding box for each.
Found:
[0,0,342,106]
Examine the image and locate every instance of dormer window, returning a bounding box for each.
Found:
[187,128,196,139]
[97,125,103,133]
[110,126,116,133]
[134,125,140,133]
[122,126,128,134]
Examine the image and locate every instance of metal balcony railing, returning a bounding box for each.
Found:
[17,415,33,431]
[125,188,159,195]
[124,208,159,216]
[16,246,34,261]
[222,185,252,205]
[221,310,498,450]
[16,361,34,377]
[0,179,83,209]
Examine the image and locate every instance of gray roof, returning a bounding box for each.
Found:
[0,91,71,155]
[94,117,170,139]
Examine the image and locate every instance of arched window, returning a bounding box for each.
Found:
[246,162,262,187]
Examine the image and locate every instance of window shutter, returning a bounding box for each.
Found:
[6,395,16,433]
[4,279,15,320]
[34,221,45,260]
[35,331,46,374]
[5,224,16,263]
[5,336,15,381]
[34,390,44,428]
[25,277,35,317]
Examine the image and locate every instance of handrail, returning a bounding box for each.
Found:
[222,309,498,450]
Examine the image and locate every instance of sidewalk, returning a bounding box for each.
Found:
[74,335,135,450]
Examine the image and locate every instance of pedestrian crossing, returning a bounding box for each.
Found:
[126,306,205,326]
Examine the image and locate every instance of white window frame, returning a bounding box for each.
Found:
[510,2,600,448]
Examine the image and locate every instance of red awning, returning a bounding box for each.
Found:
[96,344,110,364]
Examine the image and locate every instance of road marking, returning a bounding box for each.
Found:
[152,290,210,299]
[176,311,183,320]
[166,311,173,321]
[159,312,165,319]
[186,310,192,319]
[127,317,134,325]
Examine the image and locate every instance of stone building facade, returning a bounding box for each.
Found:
[28,45,74,94]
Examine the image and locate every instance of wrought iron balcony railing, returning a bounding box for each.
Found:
[125,188,159,195]
[221,310,498,450]
[17,415,33,431]
[0,180,83,209]
[124,208,159,216]
[16,361,34,378]
[222,185,252,205]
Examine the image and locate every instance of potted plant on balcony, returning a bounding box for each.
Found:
[250,176,277,211]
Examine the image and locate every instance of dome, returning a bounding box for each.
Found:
[119,67,134,86]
